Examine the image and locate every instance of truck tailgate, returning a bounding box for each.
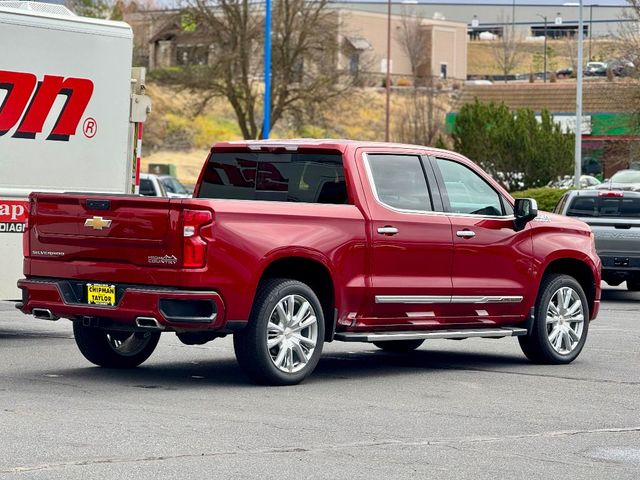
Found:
[28,193,183,267]
[587,217,640,256]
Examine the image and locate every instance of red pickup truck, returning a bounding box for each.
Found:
[17,140,601,385]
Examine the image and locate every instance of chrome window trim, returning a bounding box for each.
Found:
[432,155,515,219]
[375,295,523,304]
[362,152,433,215]
[362,152,516,220]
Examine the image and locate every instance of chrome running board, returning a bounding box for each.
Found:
[334,327,528,343]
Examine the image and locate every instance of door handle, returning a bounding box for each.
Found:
[377,226,399,236]
[456,230,476,238]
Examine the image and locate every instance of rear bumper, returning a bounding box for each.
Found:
[17,278,227,332]
[600,255,640,274]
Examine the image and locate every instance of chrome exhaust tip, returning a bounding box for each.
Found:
[32,308,59,321]
[135,317,164,330]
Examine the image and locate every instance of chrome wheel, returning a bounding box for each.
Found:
[546,286,585,355]
[266,294,319,374]
[106,331,154,357]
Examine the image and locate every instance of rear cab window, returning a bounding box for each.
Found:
[197,151,348,204]
[566,195,640,217]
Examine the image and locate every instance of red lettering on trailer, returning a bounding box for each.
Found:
[0,69,94,141]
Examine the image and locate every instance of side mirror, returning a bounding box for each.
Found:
[513,198,538,232]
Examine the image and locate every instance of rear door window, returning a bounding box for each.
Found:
[567,196,640,217]
[198,152,348,204]
[366,154,433,212]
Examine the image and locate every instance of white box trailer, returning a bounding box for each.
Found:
[0,1,149,299]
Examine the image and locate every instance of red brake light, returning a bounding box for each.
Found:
[22,199,33,258]
[182,209,212,268]
[598,191,624,197]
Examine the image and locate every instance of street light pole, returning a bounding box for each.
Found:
[262,0,272,139]
[385,0,391,142]
[575,0,584,188]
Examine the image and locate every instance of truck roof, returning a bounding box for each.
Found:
[212,138,453,155]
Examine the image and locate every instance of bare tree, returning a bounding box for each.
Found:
[614,0,640,65]
[491,14,524,81]
[153,0,358,139]
[393,9,444,146]
[563,36,578,74]
[395,7,430,85]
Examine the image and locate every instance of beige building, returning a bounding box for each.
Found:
[125,8,467,81]
[338,10,467,81]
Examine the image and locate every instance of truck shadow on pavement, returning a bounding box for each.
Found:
[600,289,640,303]
[44,348,531,388]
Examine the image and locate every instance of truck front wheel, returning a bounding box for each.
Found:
[73,322,160,368]
[518,274,589,364]
[234,279,325,385]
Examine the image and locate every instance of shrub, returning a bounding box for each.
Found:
[511,187,569,212]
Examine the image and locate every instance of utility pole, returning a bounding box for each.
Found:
[537,14,548,82]
[385,0,391,142]
[589,3,594,62]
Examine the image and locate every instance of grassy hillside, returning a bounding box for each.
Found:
[468,39,621,77]
[141,83,453,185]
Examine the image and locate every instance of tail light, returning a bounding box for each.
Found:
[22,199,33,258]
[182,209,212,268]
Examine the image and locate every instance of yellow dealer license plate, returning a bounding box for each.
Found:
[87,284,116,306]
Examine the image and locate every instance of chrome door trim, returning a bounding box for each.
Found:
[375,295,523,304]
[453,295,523,304]
[375,295,451,304]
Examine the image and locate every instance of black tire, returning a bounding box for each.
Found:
[73,322,160,368]
[627,280,640,292]
[519,274,589,364]
[373,340,424,352]
[233,278,325,386]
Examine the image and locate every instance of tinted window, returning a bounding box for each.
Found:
[198,152,347,204]
[567,196,640,217]
[139,178,156,196]
[367,154,432,211]
[436,158,504,216]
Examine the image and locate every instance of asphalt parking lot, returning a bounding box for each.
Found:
[0,286,638,480]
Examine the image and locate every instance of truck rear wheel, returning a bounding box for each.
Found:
[519,274,589,364]
[73,322,160,368]
[233,279,325,386]
[373,340,424,352]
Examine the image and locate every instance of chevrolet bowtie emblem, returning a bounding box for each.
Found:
[84,216,112,230]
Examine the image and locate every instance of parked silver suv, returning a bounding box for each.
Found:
[555,189,640,291]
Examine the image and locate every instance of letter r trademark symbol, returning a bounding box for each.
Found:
[83,117,97,138]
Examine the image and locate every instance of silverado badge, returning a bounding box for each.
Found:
[84,216,112,230]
